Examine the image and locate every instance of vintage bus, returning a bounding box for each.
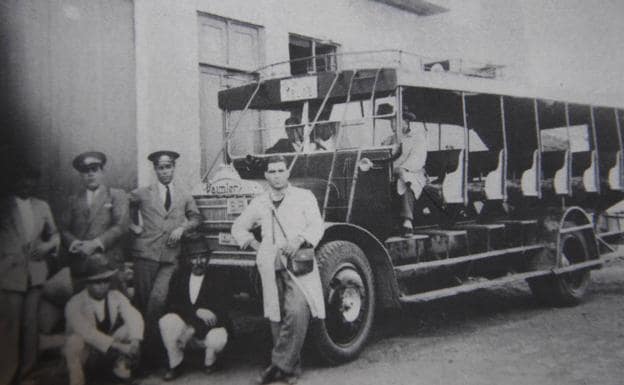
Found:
[192,50,624,363]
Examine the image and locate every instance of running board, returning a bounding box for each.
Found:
[394,244,545,279]
[399,256,607,304]
[399,270,549,303]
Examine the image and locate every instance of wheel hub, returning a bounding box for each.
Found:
[339,286,362,322]
[326,264,367,344]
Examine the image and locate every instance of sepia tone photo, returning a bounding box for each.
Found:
[1,1,624,384]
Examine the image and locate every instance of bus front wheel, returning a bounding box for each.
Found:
[311,240,375,364]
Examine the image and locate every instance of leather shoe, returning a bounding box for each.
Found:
[163,364,183,381]
[256,365,297,384]
[256,365,279,384]
[204,361,221,375]
[401,226,414,237]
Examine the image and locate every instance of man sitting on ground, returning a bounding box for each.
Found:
[63,256,143,385]
[158,248,231,381]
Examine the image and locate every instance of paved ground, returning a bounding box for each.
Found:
[132,260,624,385]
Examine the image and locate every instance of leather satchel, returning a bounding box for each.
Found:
[271,208,315,276]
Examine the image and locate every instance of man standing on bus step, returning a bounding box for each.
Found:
[129,150,202,362]
[232,155,326,384]
[62,151,129,289]
[382,106,428,235]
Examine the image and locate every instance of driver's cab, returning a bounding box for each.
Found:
[220,69,402,237]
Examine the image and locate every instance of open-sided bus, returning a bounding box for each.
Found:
[193,50,624,363]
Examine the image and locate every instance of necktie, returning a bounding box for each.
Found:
[164,185,171,211]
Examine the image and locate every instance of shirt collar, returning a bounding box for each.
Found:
[15,196,31,205]
[268,184,290,201]
[87,185,103,195]
[158,182,174,194]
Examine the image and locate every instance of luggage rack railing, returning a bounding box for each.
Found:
[244,49,505,81]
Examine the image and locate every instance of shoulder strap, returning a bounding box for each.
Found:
[271,206,288,240]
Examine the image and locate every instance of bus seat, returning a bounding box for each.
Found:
[553,150,570,195]
[521,150,539,197]
[484,150,505,200]
[582,150,599,193]
[608,151,622,190]
[443,149,465,204]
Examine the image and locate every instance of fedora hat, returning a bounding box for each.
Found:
[82,254,117,283]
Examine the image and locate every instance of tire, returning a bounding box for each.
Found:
[528,224,591,306]
[310,240,375,364]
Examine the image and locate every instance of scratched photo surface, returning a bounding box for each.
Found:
[2,1,624,385]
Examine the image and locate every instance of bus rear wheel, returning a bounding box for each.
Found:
[311,240,375,364]
[529,228,591,306]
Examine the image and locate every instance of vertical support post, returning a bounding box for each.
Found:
[461,92,469,205]
[499,96,508,201]
[614,108,624,188]
[590,106,601,194]
[533,98,543,199]
[564,103,572,195]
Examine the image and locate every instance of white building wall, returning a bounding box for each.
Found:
[134,0,624,187]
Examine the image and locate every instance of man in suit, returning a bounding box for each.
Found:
[129,150,202,363]
[232,155,325,385]
[62,151,129,282]
[266,117,305,154]
[63,256,144,385]
[0,164,60,384]
[158,246,231,381]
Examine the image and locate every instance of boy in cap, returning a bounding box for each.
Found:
[62,151,129,280]
[129,150,202,362]
[0,164,60,384]
[63,255,143,385]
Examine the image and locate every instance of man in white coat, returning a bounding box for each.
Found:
[382,107,428,235]
[231,155,325,385]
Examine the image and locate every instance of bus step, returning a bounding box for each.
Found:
[454,223,505,253]
[416,229,469,259]
[385,235,429,265]
[496,219,538,247]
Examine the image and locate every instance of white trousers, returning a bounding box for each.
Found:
[158,313,228,369]
[63,325,133,385]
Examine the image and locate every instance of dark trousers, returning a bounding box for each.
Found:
[133,258,177,366]
[400,187,417,221]
[270,270,311,374]
[0,287,41,384]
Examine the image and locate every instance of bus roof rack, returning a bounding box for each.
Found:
[247,49,505,81]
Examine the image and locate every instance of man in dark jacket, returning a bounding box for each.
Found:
[158,251,231,381]
[62,151,129,278]
[265,117,305,154]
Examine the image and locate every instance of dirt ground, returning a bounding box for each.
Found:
[34,260,624,385]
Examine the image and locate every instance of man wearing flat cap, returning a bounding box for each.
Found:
[129,150,202,360]
[62,151,129,284]
[63,255,144,385]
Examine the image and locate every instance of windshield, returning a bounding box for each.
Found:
[225,94,398,157]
